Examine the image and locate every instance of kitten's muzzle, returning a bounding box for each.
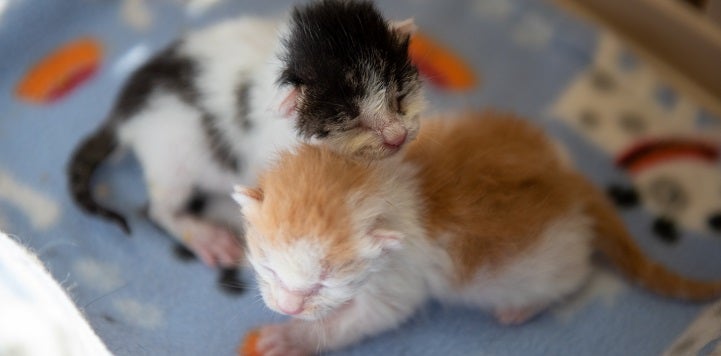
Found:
[382,131,407,150]
[274,283,322,316]
[380,125,407,149]
[275,292,306,316]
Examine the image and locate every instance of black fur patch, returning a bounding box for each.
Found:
[67,128,130,233]
[279,0,418,138]
[201,112,242,172]
[111,41,199,119]
[184,190,207,216]
[173,243,197,261]
[218,268,246,294]
[235,81,253,130]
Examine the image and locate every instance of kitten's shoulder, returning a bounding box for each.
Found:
[407,111,559,167]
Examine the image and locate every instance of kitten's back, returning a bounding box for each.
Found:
[405,113,580,282]
[408,113,721,299]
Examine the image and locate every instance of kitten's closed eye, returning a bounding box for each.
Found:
[259,264,278,278]
[395,93,407,114]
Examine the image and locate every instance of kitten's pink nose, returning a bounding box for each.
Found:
[276,292,305,316]
[382,128,407,148]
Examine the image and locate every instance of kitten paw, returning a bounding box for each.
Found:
[182,223,244,268]
[494,306,540,326]
[255,324,310,356]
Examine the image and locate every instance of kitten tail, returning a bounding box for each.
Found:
[67,127,130,234]
[576,173,721,301]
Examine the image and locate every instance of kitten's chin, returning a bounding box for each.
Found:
[348,136,415,160]
[324,127,417,160]
[286,300,356,321]
[306,303,354,321]
[361,145,402,160]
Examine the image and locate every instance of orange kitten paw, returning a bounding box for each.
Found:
[254,324,310,356]
[239,328,261,356]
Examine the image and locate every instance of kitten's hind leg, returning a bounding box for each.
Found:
[147,186,244,268]
[494,305,545,326]
[175,216,242,267]
[120,93,245,268]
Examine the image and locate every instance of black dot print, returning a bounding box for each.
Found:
[607,184,639,208]
[708,213,721,233]
[653,217,679,243]
[579,109,599,129]
[619,111,646,135]
[590,70,616,92]
[645,177,687,213]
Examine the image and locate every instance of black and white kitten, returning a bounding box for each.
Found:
[67,0,424,269]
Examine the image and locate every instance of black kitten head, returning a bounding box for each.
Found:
[277,0,424,159]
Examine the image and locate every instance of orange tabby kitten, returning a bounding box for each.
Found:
[234,112,721,355]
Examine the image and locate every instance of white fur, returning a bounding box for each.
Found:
[182,17,298,169]
[255,240,328,316]
[0,170,60,230]
[449,209,594,311]
[0,232,110,355]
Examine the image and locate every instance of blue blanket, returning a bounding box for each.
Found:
[1,0,721,355]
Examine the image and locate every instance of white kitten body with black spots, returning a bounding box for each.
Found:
[68,0,424,269]
[118,18,295,267]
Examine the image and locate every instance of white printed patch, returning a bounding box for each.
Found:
[473,0,514,20]
[512,13,554,48]
[553,269,626,322]
[0,171,60,230]
[184,0,221,17]
[112,298,164,329]
[121,0,152,31]
[72,259,125,293]
[548,33,721,238]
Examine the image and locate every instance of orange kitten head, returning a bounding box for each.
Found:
[233,145,404,320]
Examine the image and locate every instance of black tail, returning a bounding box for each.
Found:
[67,127,130,234]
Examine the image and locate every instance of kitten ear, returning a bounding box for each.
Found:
[390,18,417,37]
[272,85,301,120]
[232,185,263,211]
[362,229,404,258]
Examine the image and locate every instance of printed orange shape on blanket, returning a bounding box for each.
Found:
[408,32,478,91]
[238,328,261,356]
[16,37,102,104]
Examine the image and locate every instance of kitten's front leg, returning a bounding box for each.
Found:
[254,321,312,356]
[256,294,423,355]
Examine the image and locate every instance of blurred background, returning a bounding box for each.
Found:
[1,0,720,355]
